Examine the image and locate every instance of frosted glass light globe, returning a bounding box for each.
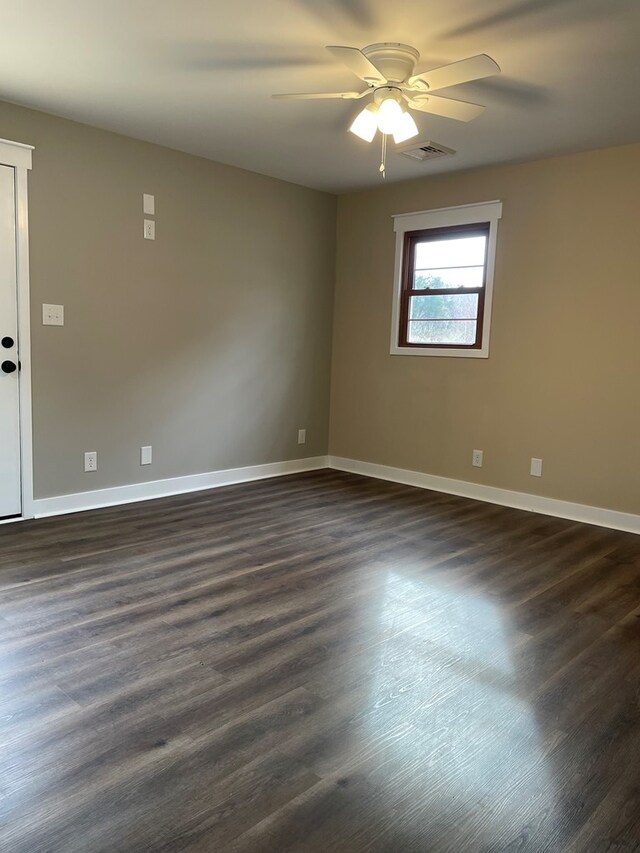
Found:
[393,111,419,144]
[376,97,404,134]
[349,105,378,142]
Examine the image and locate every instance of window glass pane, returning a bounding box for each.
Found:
[408,320,477,346]
[409,294,479,321]
[413,266,484,290]
[414,235,486,269]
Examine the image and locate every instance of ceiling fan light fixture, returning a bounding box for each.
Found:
[376,96,404,134]
[349,104,378,142]
[273,43,501,177]
[392,110,419,144]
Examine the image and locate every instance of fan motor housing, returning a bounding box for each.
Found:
[361,43,420,84]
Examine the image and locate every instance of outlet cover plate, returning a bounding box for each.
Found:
[143,193,155,215]
[42,303,64,326]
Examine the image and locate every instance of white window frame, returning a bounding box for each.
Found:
[390,200,502,358]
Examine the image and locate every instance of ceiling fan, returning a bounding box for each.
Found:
[273,43,500,174]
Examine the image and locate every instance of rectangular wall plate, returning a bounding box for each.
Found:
[143,220,155,240]
[530,457,543,477]
[143,193,155,215]
[140,445,152,465]
[42,303,64,326]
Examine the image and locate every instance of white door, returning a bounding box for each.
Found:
[0,164,21,518]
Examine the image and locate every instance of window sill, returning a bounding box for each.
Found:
[390,344,489,358]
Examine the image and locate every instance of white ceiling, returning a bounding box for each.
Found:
[1,0,639,192]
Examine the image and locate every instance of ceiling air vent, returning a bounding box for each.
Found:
[396,139,456,161]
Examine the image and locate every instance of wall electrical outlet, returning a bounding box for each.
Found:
[472,449,483,468]
[297,429,306,445]
[84,451,97,472]
[140,445,152,465]
[42,304,64,326]
[530,457,543,477]
[143,219,155,240]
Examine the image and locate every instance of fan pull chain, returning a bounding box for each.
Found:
[379,133,387,179]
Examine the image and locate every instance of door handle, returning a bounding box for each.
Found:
[1,360,17,374]
[1,336,14,348]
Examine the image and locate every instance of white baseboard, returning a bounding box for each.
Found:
[27,453,640,535]
[328,455,640,535]
[32,456,329,518]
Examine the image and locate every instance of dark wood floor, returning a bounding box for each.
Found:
[1,470,640,852]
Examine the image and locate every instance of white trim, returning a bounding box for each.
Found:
[32,456,330,518]
[27,453,640,535]
[15,165,34,518]
[0,139,34,519]
[328,456,640,535]
[392,200,502,232]
[0,138,33,171]
[390,200,502,359]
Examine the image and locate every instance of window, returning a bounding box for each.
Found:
[400,223,489,349]
[390,201,502,358]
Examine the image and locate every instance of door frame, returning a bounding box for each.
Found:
[0,138,34,520]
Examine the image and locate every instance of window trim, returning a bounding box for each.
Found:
[390,200,502,358]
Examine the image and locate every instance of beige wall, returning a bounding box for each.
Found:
[330,144,640,515]
[0,101,336,499]
[2,96,637,516]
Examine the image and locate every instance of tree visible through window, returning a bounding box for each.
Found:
[399,222,489,349]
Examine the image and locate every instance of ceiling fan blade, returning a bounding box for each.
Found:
[326,45,386,85]
[408,54,500,92]
[406,93,485,122]
[272,90,367,100]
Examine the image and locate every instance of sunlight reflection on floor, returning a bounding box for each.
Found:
[361,570,559,846]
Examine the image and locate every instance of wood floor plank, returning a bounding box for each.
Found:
[0,469,639,852]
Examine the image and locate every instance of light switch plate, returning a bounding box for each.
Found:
[530,457,543,477]
[140,445,152,465]
[297,429,306,445]
[42,304,64,326]
[143,193,155,215]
